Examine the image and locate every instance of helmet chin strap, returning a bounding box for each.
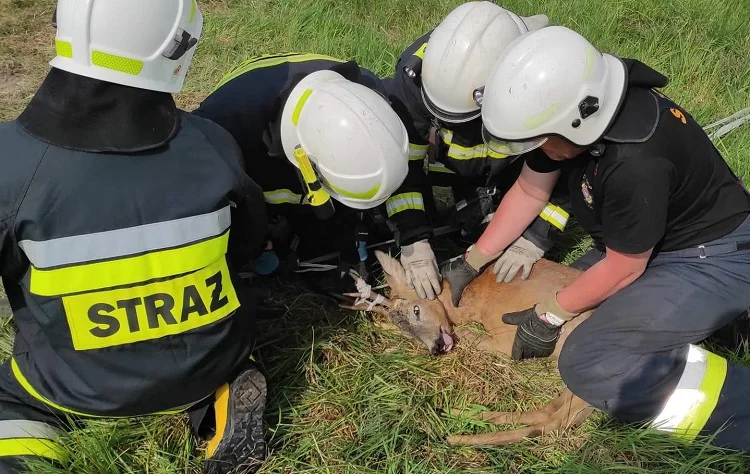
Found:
[292,146,336,220]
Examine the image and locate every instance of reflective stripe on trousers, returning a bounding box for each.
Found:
[0,420,66,463]
[650,345,727,440]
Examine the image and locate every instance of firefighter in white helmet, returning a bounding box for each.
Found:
[443,25,750,451]
[0,0,273,473]
[384,2,569,300]
[193,56,429,298]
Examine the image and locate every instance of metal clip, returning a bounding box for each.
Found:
[698,245,706,259]
[477,186,497,198]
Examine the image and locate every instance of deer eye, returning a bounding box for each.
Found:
[413,305,420,319]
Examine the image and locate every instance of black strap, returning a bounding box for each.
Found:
[677,240,750,258]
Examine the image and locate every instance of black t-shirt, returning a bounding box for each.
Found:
[526,88,750,254]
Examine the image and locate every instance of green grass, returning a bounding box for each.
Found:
[2,0,750,472]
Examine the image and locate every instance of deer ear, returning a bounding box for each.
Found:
[374,250,409,290]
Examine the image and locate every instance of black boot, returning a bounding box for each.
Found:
[199,365,267,474]
[705,310,750,352]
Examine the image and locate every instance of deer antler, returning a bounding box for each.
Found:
[445,389,594,446]
[338,270,396,318]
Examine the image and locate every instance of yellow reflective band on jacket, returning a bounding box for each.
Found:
[213,53,346,92]
[408,143,428,161]
[10,358,203,418]
[539,203,569,232]
[29,232,229,297]
[62,256,239,351]
[427,162,456,175]
[20,205,241,352]
[263,189,307,205]
[650,345,727,441]
[0,438,67,463]
[439,129,509,160]
[385,192,425,217]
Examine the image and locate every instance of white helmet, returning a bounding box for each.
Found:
[481,26,628,155]
[50,0,202,93]
[280,70,410,210]
[419,1,548,123]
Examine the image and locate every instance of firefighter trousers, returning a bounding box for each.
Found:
[559,215,750,451]
[0,360,224,473]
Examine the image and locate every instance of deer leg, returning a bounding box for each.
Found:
[449,388,569,426]
[446,389,595,447]
[446,425,543,446]
[547,391,595,430]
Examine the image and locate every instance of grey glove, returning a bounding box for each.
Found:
[492,236,544,283]
[400,240,441,300]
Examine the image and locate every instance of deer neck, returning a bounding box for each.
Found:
[436,291,478,325]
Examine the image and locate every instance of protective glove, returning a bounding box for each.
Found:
[400,240,441,300]
[492,236,544,283]
[247,243,280,276]
[440,245,501,307]
[338,258,370,285]
[501,292,580,360]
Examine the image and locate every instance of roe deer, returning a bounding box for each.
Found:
[341,250,595,446]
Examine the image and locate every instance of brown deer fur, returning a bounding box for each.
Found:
[342,250,595,446]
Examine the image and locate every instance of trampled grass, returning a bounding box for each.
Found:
[1,0,750,472]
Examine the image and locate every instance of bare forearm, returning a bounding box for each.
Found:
[557,257,646,313]
[474,164,559,256]
[475,183,547,255]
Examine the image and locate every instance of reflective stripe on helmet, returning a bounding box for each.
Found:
[55,40,72,58]
[650,345,727,441]
[385,192,425,217]
[91,51,144,76]
[292,89,313,125]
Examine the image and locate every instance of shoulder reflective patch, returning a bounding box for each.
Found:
[62,256,239,351]
[213,53,346,93]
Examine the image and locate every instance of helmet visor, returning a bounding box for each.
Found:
[481,125,547,156]
[421,87,480,124]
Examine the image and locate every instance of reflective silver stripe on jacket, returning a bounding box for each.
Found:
[19,205,231,269]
